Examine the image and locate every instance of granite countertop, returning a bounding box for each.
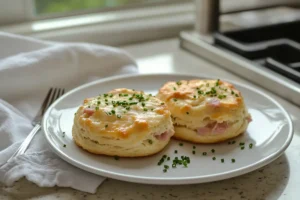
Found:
[1,39,299,200]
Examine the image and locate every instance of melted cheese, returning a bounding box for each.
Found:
[77,88,170,139]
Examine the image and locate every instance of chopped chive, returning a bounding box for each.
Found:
[173,98,177,102]
[179,143,183,146]
[173,87,176,91]
[235,94,239,97]
[88,105,91,108]
[228,141,231,145]
[161,103,165,105]
[186,112,189,115]
[202,152,207,156]
[241,146,245,150]
[193,146,196,149]
[167,157,170,161]
[231,91,234,95]
[216,79,220,86]
[212,157,216,160]
[63,144,66,148]
[172,164,176,168]
[148,139,153,144]
[232,141,236,144]
[111,110,116,114]
[124,94,128,96]
[103,94,108,97]
[143,108,148,111]
[97,101,100,105]
[239,142,245,146]
[117,115,121,119]
[193,95,196,98]
[192,151,195,154]
[164,165,169,169]
[163,155,167,158]
[176,81,182,86]
[231,159,235,163]
[183,160,188,167]
[142,102,145,107]
[221,159,224,163]
[249,143,253,149]
[126,107,130,110]
[95,107,99,110]
[109,94,113,97]
[163,169,167,173]
[105,124,108,128]
[211,149,215,153]
[174,150,178,154]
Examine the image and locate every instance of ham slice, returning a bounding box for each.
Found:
[155,130,174,141]
[212,122,228,134]
[196,121,229,135]
[207,98,220,107]
[246,115,252,122]
[196,127,210,135]
[83,108,95,116]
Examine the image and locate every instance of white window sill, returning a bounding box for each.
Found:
[0,2,194,46]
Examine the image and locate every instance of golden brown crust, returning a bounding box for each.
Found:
[157,79,251,143]
[72,88,174,157]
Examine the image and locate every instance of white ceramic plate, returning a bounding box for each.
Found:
[43,74,293,185]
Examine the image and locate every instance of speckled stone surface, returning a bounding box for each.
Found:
[1,39,299,200]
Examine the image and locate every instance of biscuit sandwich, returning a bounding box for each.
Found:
[157,79,252,143]
[72,88,174,157]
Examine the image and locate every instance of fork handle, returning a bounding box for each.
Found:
[7,124,41,163]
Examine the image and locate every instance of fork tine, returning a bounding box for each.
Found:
[49,88,58,106]
[33,88,66,124]
[42,88,57,114]
[55,88,62,101]
[40,88,53,115]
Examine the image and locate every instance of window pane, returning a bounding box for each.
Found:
[34,0,181,16]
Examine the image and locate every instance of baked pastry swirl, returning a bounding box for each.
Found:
[157,79,252,143]
[72,88,174,157]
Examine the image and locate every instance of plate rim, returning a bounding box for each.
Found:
[42,73,294,184]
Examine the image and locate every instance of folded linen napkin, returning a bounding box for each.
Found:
[0,32,138,193]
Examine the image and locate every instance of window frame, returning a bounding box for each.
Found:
[0,1,194,46]
[0,0,190,26]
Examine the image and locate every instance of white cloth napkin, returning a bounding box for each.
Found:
[0,32,138,193]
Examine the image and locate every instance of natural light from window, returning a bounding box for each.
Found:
[34,0,182,16]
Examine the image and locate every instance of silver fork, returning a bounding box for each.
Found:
[7,88,65,163]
